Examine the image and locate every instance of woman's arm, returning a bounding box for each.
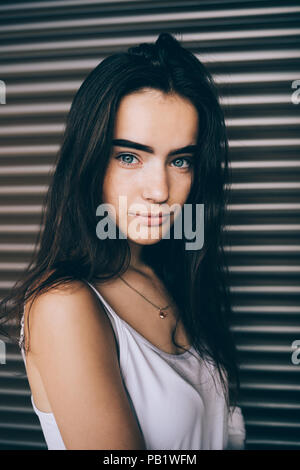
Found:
[25,280,146,450]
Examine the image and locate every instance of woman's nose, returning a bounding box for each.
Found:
[141,164,169,203]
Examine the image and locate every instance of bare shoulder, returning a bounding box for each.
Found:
[24,279,116,358]
[23,278,145,449]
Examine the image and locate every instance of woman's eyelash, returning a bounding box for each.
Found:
[172,157,193,168]
[115,153,193,168]
[115,153,139,166]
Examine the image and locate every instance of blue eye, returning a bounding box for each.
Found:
[115,153,139,166]
[172,157,192,169]
[115,153,193,169]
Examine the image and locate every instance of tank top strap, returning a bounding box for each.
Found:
[84,281,120,324]
[83,280,128,378]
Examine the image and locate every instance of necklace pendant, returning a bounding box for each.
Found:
[159,309,167,319]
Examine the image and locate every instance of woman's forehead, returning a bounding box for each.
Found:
[113,90,199,147]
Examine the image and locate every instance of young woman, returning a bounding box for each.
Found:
[0,32,246,450]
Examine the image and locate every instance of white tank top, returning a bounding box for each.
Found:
[19,280,246,450]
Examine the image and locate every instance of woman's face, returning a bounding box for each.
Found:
[102,88,199,245]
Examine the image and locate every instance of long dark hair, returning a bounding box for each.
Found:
[0,32,240,413]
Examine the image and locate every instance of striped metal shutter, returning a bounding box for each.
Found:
[0,0,299,450]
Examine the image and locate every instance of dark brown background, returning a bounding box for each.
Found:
[0,0,299,450]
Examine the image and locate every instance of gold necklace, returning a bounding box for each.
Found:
[118,275,171,319]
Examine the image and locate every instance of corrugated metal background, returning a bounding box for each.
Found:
[0,0,300,450]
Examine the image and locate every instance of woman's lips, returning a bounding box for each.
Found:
[128,212,171,226]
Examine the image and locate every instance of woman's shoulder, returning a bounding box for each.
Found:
[23,274,116,356]
[21,275,145,449]
[25,270,101,310]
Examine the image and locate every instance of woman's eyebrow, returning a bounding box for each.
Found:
[112,139,197,156]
